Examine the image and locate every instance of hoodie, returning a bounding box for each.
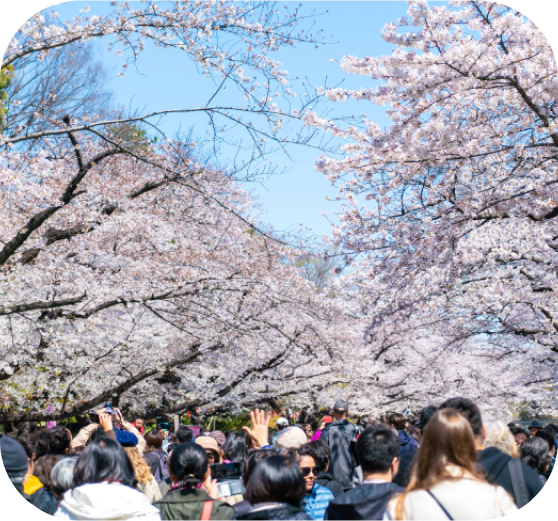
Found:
[397,430,419,458]
[325,482,404,520]
[54,482,162,520]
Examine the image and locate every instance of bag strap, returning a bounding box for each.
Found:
[507,458,528,509]
[426,490,454,520]
[201,500,213,521]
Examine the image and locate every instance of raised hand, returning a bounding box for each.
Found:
[242,409,270,449]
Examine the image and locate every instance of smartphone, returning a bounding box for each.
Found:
[210,462,243,481]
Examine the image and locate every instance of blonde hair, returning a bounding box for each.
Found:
[124,446,154,483]
[484,420,518,458]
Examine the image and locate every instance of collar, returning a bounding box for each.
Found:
[23,475,44,495]
[362,478,389,484]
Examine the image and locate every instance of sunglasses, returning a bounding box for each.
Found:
[300,466,319,477]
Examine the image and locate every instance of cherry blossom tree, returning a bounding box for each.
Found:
[306,0,558,415]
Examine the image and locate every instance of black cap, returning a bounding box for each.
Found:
[529,421,543,429]
[333,399,348,413]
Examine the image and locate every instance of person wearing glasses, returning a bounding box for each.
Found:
[302,424,314,441]
[292,445,334,520]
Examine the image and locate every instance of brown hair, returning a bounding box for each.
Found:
[144,430,163,452]
[388,413,407,431]
[393,408,484,520]
[124,446,154,483]
[34,455,60,498]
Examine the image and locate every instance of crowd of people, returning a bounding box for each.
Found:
[1,397,556,520]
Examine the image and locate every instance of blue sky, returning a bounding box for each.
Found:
[49,1,441,240]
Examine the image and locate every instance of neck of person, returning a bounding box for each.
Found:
[475,435,486,451]
[362,470,393,483]
[333,412,347,421]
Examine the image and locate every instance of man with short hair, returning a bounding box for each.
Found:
[321,399,359,491]
[175,425,194,444]
[440,397,542,509]
[387,412,418,458]
[325,425,405,520]
[0,433,30,499]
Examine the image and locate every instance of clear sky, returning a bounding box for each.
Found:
[49,2,441,241]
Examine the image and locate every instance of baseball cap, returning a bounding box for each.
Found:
[333,399,348,413]
[323,415,333,423]
[276,418,289,427]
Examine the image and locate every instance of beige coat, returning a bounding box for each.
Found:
[71,420,146,455]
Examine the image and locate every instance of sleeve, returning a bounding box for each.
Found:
[214,501,235,520]
[71,424,99,448]
[311,429,323,442]
[123,420,147,455]
[104,429,117,442]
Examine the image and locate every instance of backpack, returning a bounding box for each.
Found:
[151,450,169,481]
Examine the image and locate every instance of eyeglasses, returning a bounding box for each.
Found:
[300,466,318,477]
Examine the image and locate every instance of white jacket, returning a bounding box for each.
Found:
[54,482,161,520]
[384,466,518,520]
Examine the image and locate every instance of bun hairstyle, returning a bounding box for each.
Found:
[169,442,208,489]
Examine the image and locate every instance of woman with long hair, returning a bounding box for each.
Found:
[222,432,248,464]
[124,445,163,503]
[53,438,161,520]
[385,409,518,520]
[154,442,234,520]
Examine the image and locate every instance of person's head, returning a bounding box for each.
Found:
[222,432,248,463]
[168,442,209,488]
[34,455,60,495]
[439,397,483,443]
[135,419,144,428]
[0,434,29,495]
[301,424,313,441]
[357,425,400,480]
[509,426,529,451]
[244,455,306,506]
[208,430,227,448]
[484,421,517,458]
[519,437,552,475]
[73,437,137,488]
[417,405,438,436]
[14,438,35,475]
[543,423,558,439]
[52,457,77,498]
[293,444,319,493]
[176,426,194,444]
[276,427,308,450]
[387,413,407,432]
[407,425,420,444]
[333,399,348,420]
[535,430,556,457]
[123,445,154,483]
[27,429,53,459]
[276,417,289,431]
[528,421,543,437]
[49,426,73,455]
[144,430,164,452]
[243,448,276,486]
[194,436,222,464]
[309,439,331,473]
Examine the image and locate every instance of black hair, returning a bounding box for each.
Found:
[176,426,194,444]
[293,443,317,463]
[544,424,558,438]
[519,437,552,475]
[244,455,306,506]
[509,426,529,438]
[439,397,483,437]
[357,425,400,474]
[309,439,331,471]
[28,429,53,459]
[243,448,275,486]
[73,437,137,488]
[49,426,72,455]
[169,442,208,489]
[222,432,248,463]
[417,405,438,434]
[535,430,555,453]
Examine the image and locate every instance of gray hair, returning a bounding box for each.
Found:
[52,456,77,494]
[484,420,517,458]
[519,437,552,475]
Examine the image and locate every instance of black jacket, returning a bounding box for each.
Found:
[321,420,359,490]
[234,502,311,520]
[325,482,404,520]
[477,447,543,506]
[316,471,345,498]
[392,451,417,487]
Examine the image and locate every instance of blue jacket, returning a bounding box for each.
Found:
[397,430,419,457]
[304,483,334,520]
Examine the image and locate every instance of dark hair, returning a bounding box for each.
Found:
[520,437,552,475]
[544,424,558,438]
[535,430,555,453]
[407,425,420,443]
[166,442,181,453]
[243,449,275,486]
[222,433,248,463]
[176,426,194,444]
[169,442,208,489]
[439,397,483,437]
[14,438,34,460]
[73,437,137,488]
[509,426,529,438]
[244,455,306,505]
[309,439,331,470]
[387,413,407,431]
[236,429,254,450]
[28,429,53,459]
[144,430,163,450]
[34,455,59,493]
[417,406,438,434]
[357,425,400,474]
[49,426,72,455]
